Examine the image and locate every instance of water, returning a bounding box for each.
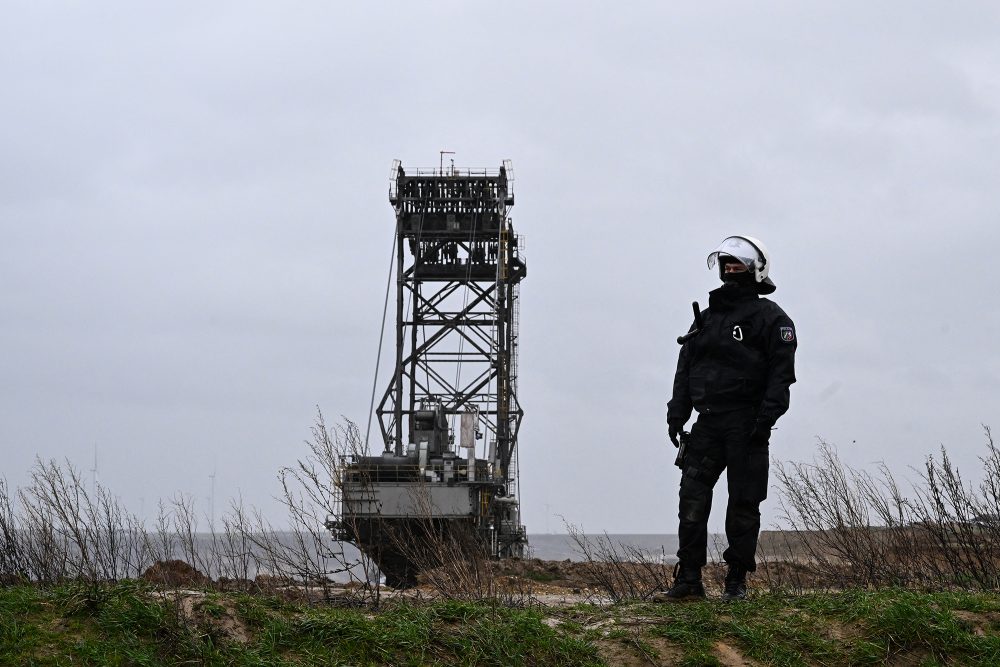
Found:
[525,534,680,562]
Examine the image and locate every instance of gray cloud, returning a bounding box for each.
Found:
[2,2,999,534]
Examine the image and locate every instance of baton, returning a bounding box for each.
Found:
[676,301,703,345]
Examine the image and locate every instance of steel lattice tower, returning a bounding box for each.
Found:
[377,160,526,492]
[331,160,527,586]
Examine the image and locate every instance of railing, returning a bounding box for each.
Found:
[403,167,502,178]
[388,161,514,202]
[335,461,506,485]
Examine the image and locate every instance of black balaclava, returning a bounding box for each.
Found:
[718,254,756,287]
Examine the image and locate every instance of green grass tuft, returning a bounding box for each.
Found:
[2,584,1000,665]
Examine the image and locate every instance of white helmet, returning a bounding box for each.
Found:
[706,235,775,294]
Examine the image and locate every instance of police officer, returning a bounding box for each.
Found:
[658,235,796,602]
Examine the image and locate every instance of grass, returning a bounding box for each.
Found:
[633,589,1000,666]
[2,584,1000,665]
[0,583,599,666]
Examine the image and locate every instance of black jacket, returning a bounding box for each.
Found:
[667,284,796,424]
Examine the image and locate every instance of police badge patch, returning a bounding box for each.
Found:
[780,326,795,342]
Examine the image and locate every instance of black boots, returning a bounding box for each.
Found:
[652,563,706,602]
[651,563,750,602]
[721,565,748,602]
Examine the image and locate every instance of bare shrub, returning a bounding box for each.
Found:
[773,441,914,589]
[564,523,672,602]
[756,532,820,594]
[247,410,382,604]
[908,426,1000,589]
[169,494,204,579]
[0,458,150,584]
[0,412,384,605]
[772,427,1000,591]
[396,519,501,599]
[0,479,31,582]
[214,496,258,590]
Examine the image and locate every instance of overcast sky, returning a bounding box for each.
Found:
[2,2,999,534]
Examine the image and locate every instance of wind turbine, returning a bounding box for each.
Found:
[209,466,217,532]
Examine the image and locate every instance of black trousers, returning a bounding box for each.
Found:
[676,407,769,571]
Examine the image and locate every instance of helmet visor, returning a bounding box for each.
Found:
[707,236,760,271]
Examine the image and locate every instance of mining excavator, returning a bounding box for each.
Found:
[328,160,527,587]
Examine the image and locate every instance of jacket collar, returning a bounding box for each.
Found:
[709,284,759,311]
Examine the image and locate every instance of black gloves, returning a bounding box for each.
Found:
[749,416,775,448]
[668,419,685,448]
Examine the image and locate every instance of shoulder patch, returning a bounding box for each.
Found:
[780,326,795,342]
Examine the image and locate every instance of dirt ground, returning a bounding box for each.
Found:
[398,555,833,605]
